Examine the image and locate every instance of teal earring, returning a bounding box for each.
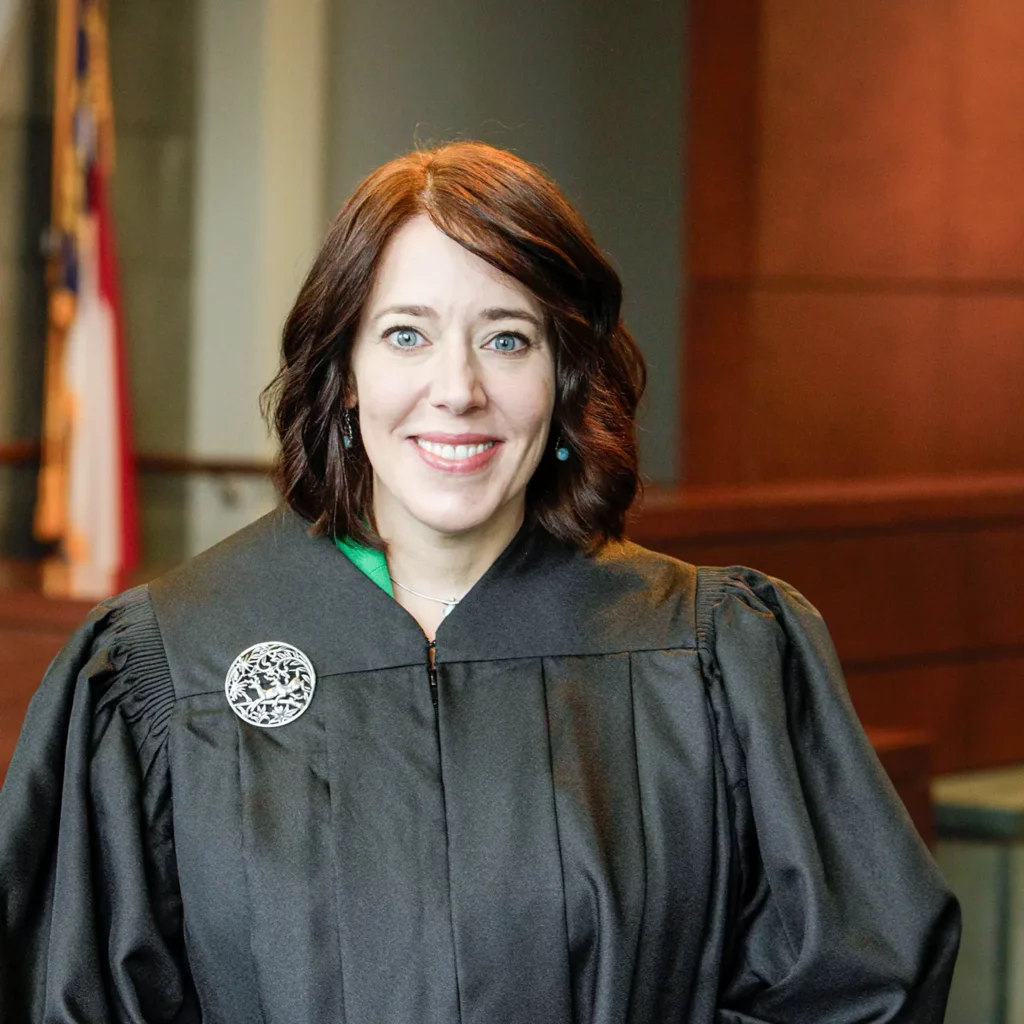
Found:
[343,407,355,449]
[555,436,570,462]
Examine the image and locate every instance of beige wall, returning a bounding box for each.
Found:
[109,0,196,562]
[187,0,326,557]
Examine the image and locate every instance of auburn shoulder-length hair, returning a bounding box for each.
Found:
[262,141,646,551]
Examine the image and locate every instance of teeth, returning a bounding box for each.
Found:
[416,439,496,460]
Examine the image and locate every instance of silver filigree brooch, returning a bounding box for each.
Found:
[224,641,317,728]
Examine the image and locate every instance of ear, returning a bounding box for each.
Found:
[344,377,358,409]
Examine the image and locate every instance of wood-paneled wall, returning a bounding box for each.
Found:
[685,0,1024,485]
[682,0,1024,776]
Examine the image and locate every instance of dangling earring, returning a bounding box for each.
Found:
[554,435,570,462]
[342,406,355,449]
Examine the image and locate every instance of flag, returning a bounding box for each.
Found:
[35,0,139,598]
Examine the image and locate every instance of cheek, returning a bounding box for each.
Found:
[350,337,415,423]
[355,372,419,431]
[494,368,556,438]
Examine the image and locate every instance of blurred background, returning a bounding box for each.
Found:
[2,0,1024,1018]
[0,0,684,568]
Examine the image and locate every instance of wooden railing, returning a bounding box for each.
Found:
[632,472,1024,539]
[0,440,40,467]
[0,440,271,476]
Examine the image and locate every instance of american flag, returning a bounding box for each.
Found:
[35,0,138,598]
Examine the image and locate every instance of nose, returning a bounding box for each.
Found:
[427,340,486,415]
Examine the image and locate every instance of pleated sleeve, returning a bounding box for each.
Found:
[696,567,960,1024]
[0,586,194,1022]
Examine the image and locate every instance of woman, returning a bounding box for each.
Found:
[0,142,958,1022]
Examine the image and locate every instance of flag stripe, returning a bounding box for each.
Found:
[94,168,140,580]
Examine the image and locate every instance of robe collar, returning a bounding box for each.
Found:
[150,505,698,687]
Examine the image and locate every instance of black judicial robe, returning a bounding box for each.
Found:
[0,507,959,1023]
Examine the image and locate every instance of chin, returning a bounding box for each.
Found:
[403,495,505,538]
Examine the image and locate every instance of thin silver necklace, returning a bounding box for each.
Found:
[392,578,462,618]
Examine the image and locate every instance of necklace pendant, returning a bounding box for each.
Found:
[442,601,457,618]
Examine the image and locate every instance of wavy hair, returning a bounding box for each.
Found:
[261,141,646,550]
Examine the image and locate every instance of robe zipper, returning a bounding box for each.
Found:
[427,639,438,710]
[424,639,464,1017]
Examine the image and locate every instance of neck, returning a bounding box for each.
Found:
[376,499,525,600]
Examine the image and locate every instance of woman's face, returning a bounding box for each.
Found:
[349,215,557,540]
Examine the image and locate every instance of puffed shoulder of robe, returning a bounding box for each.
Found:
[0,506,960,1023]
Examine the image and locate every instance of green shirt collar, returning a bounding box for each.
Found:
[334,535,394,598]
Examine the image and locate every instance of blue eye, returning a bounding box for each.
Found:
[386,327,424,349]
[487,332,528,353]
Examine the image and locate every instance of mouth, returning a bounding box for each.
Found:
[411,435,502,474]
[415,439,497,461]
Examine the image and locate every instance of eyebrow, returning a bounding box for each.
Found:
[373,304,435,323]
[481,306,544,329]
[372,304,543,329]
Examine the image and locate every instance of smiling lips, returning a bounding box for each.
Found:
[412,435,501,474]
